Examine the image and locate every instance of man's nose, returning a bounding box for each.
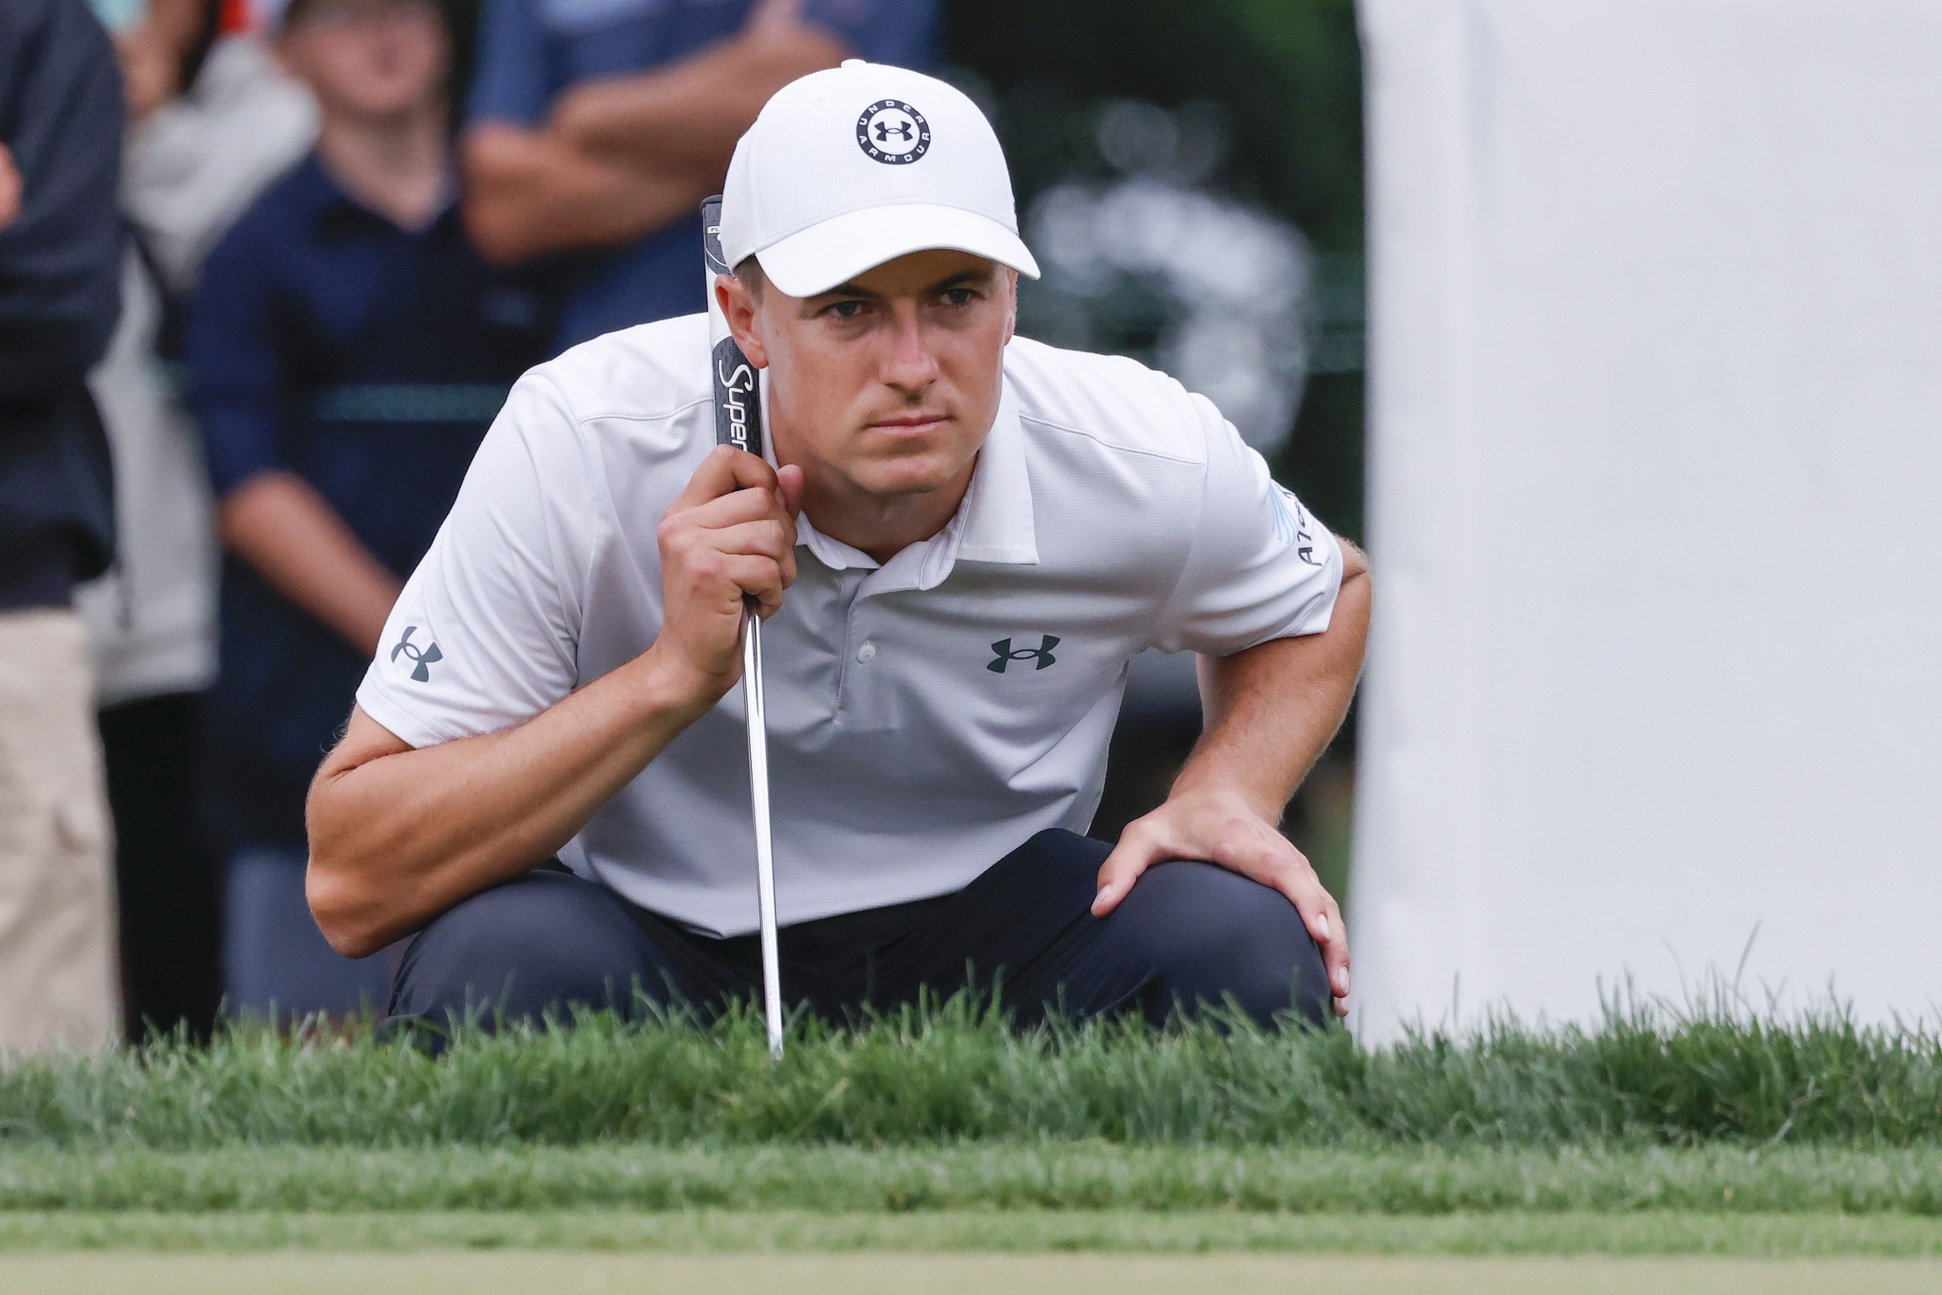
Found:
[881,306,941,393]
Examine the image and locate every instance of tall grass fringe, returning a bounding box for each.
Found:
[3,988,1940,1149]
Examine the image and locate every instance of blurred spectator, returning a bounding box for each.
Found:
[0,0,127,1054]
[77,0,318,1042]
[463,0,936,349]
[187,0,552,1020]
[113,0,320,288]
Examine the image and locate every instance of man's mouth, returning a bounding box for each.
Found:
[867,412,950,434]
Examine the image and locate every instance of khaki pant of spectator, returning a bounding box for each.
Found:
[0,609,119,1054]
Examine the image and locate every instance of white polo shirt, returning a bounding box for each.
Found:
[355,314,1344,936]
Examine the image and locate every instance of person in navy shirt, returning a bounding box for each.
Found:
[187,0,552,1019]
[462,0,937,350]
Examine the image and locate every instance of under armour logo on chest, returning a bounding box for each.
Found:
[988,635,1061,673]
[390,625,442,682]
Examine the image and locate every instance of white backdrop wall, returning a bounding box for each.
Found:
[1351,0,1942,1041]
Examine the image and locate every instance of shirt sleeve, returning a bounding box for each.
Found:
[355,371,597,748]
[1150,392,1346,657]
[466,0,554,127]
[802,0,938,69]
[184,219,285,497]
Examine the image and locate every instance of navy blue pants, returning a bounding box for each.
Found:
[388,829,1330,1033]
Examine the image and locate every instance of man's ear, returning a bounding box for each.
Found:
[716,274,770,369]
[1001,268,1018,346]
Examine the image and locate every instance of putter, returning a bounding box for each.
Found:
[702,196,784,1061]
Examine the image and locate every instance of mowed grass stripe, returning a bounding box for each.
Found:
[9,996,1942,1149]
[6,1145,1942,1214]
[4,1208,1942,1258]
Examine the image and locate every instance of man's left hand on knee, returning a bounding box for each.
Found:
[1091,787,1351,1017]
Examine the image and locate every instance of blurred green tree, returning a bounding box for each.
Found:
[943,0,1364,541]
[944,0,1362,253]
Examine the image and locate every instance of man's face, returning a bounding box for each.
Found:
[279,0,447,123]
[727,249,1017,501]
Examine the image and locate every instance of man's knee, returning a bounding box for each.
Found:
[390,870,661,1028]
[994,828,1109,910]
[1108,860,1330,1027]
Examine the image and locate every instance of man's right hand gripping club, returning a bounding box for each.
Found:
[305,445,801,961]
[653,446,804,701]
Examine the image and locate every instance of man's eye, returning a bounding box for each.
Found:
[826,300,866,320]
[942,288,977,307]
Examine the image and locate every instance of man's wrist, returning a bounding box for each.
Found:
[1165,771,1284,827]
[629,640,734,726]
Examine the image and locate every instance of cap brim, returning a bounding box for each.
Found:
[753,204,1041,298]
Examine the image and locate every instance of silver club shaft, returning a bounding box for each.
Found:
[743,608,782,1060]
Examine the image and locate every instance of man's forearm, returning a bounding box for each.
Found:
[1091,550,1370,1009]
[308,447,801,961]
[306,651,719,959]
[219,470,402,658]
[462,23,846,266]
[552,24,848,175]
[462,123,711,265]
[0,144,20,230]
[1175,553,1372,820]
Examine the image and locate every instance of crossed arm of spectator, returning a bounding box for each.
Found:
[463,0,850,265]
[0,145,18,231]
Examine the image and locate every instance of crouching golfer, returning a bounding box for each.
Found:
[306,61,1372,1034]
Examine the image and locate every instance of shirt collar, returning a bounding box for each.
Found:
[953,377,1038,567]
[790,373,1038,592]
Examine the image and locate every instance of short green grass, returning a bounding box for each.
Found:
[6,1144,1942,1215]
[9,1250,1942,1295]
[4,1208,1942,1257]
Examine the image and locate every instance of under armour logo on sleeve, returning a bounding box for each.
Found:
[1271,484,1325,566]
[988,635,1060,673]
[390,626,443,682]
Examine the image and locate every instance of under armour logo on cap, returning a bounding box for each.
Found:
[857,99,930,164]
[390,625,443,682]
[987,635,1060,673]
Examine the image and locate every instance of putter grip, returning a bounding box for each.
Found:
[702,196,764,458]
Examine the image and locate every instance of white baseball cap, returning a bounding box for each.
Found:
[718,60,1041,298]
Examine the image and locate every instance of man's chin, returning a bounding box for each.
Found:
[851,469,959,500]
[844,451,972,500]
